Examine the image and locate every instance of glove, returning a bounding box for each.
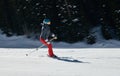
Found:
[45,39,48,42]
[52,34,55,37]
[45,39,51,44]
[52,34,57,39]
[47,42,50,44]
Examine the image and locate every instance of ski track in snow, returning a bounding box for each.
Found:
[0,48,120,76]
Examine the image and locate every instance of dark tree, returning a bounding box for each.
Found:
[0,0,120,43]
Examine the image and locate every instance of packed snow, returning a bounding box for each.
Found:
[0,29,120,76]
[0,48,120,76]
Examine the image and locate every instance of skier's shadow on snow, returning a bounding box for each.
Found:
[54,56,88,63]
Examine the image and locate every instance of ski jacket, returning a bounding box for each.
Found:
[40,24,54,40]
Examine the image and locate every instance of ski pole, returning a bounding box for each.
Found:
[25,44,45,56]
[25,37,56,56]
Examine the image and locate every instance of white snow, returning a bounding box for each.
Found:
[102,4,106,7]
[26,0,29,1]
[36,3,40,6]
[23,6,27,9]
[0,28,120,76]
[72,18,79,22]
[0,26,120,48]
[115,10,120,13]
[73,5,77,8]
[0,48,120,76]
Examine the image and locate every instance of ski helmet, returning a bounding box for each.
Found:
[43,19,51,24]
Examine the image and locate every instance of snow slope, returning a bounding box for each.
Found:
[0,48,120,76]
[0,30,120,76]
[0,33,120,48]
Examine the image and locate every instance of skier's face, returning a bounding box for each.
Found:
[47,22,51,25]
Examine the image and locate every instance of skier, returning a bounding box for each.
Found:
[40,18,57,57]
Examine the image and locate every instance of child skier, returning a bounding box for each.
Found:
[40,19,57,57]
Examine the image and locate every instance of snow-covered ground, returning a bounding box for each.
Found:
[0,29,120,76]
[0,48,120,76]
[0,33,120,48]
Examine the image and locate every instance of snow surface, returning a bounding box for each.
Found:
[0,29,120,48]
[0,48,120,76]
[0,30,120,76]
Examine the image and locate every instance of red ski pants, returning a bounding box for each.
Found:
[40,38,54,57]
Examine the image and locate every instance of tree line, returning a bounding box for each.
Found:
[0,0,120,43]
